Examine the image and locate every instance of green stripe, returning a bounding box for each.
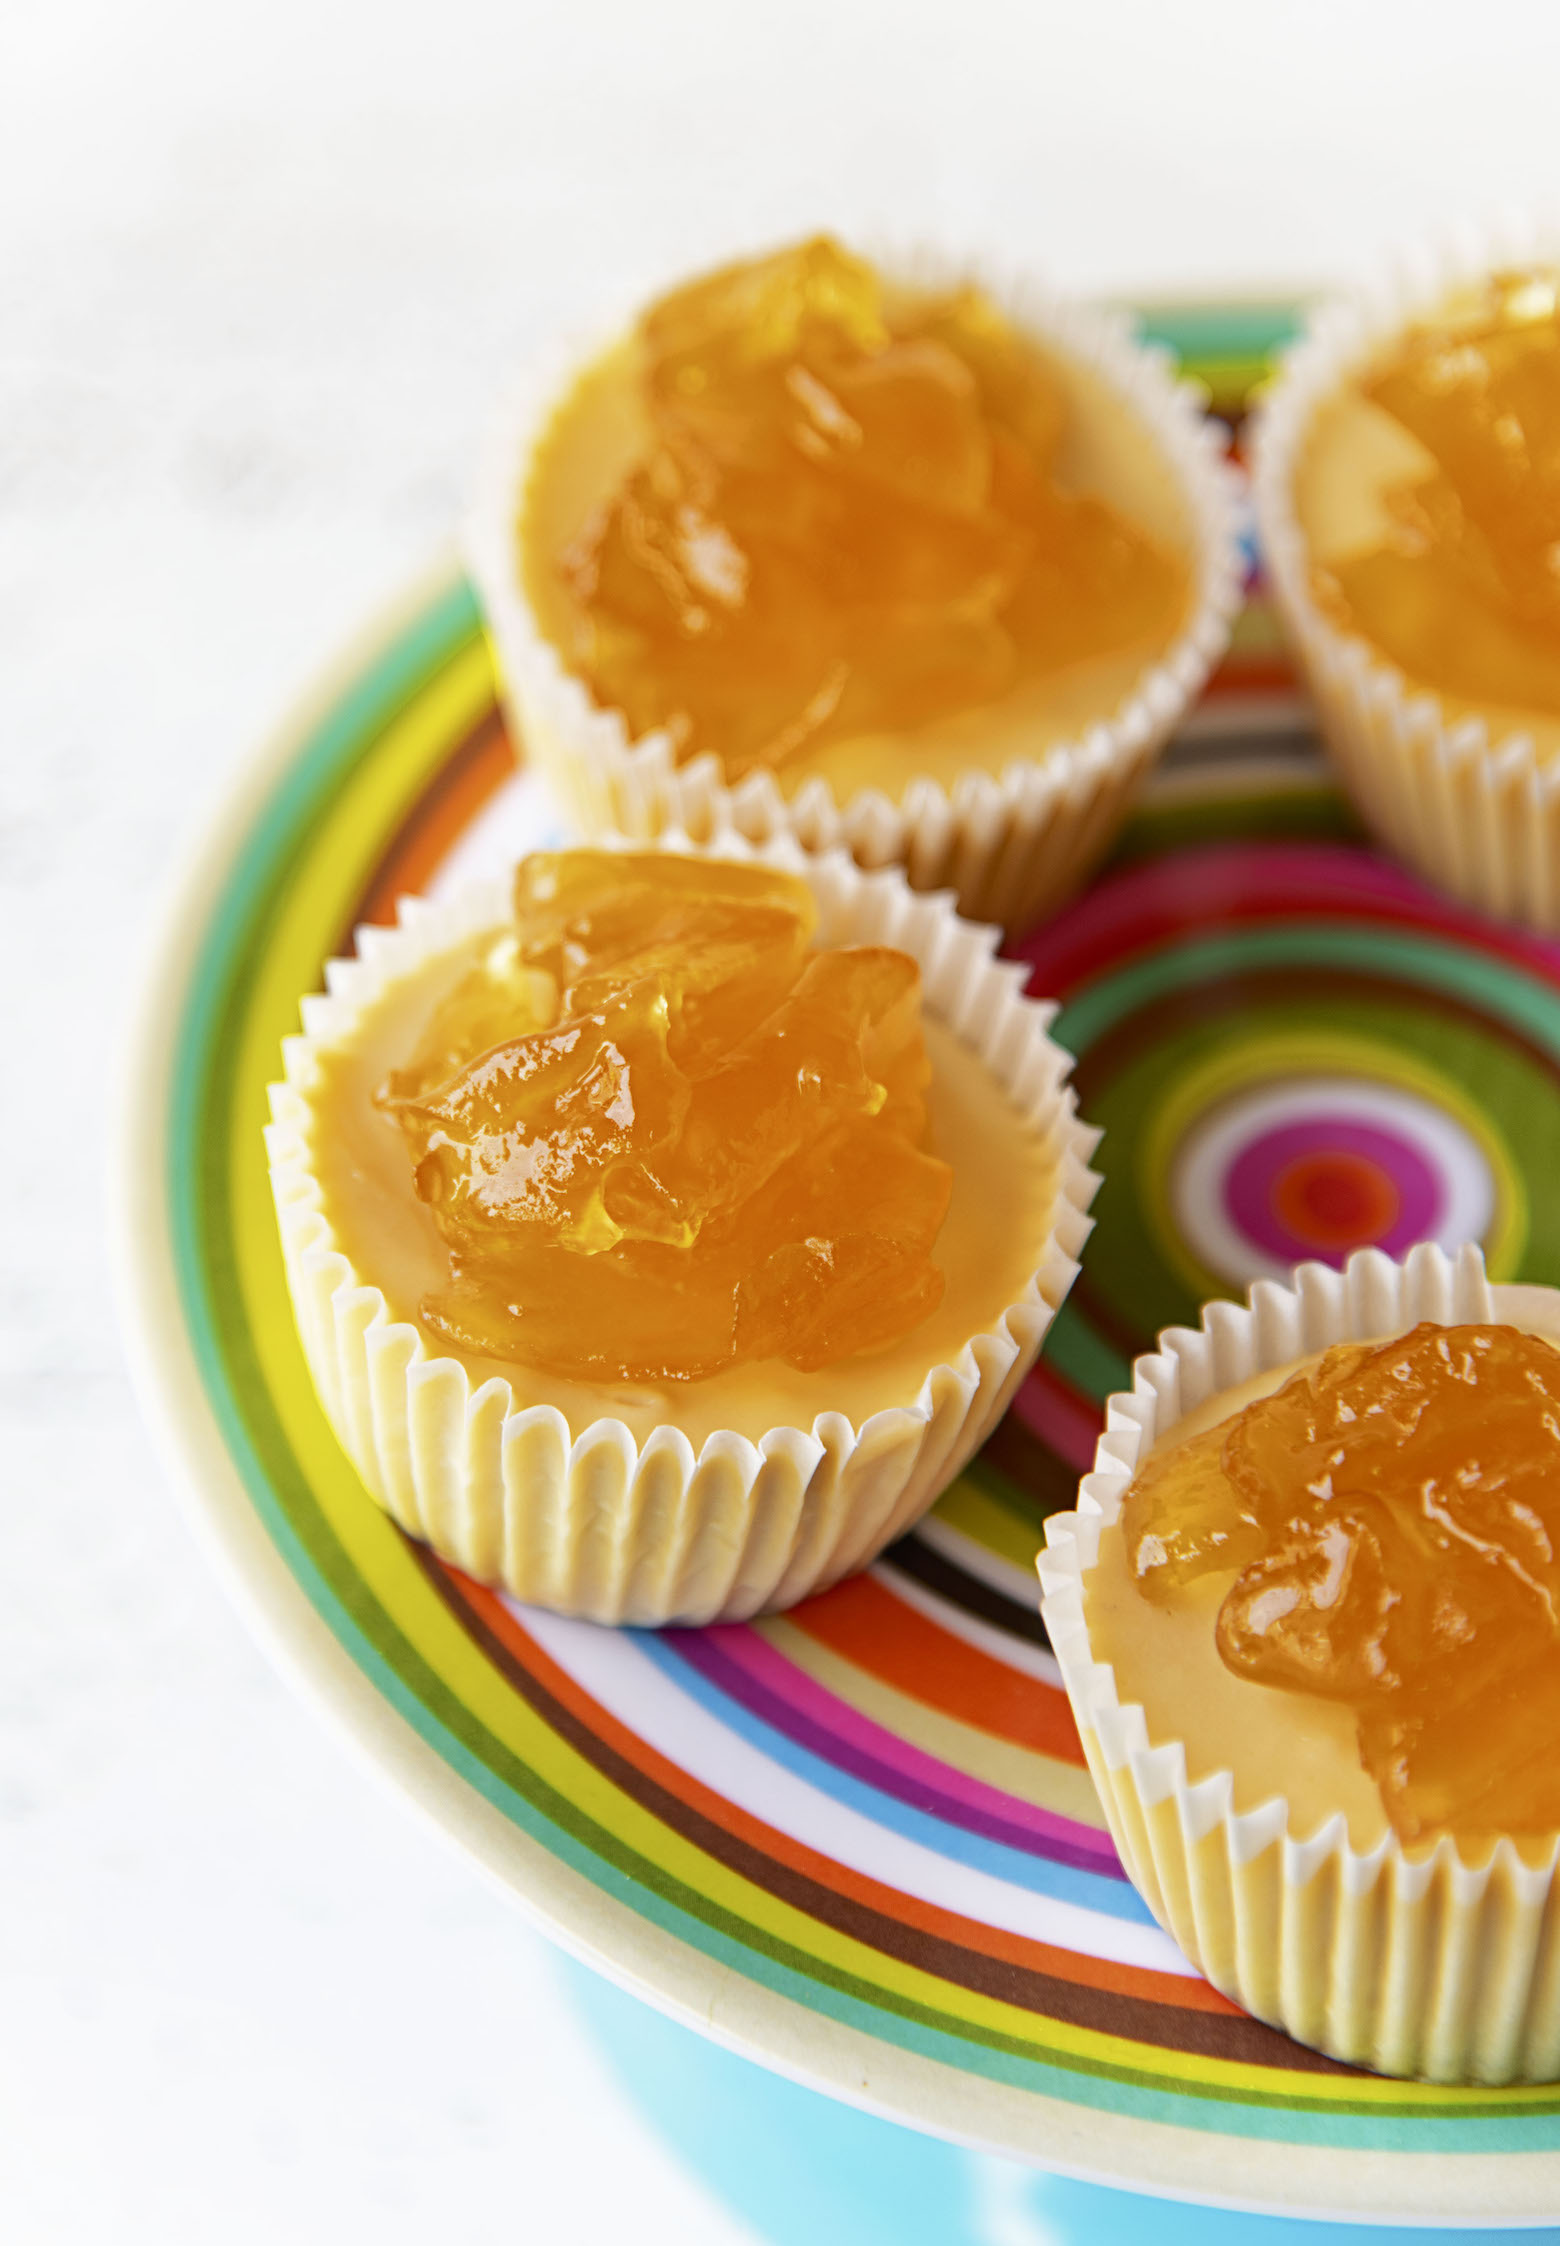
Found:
[150,1260,1560,2145]
[169,571,485,1344]
[1032,1301,1131,1405]
[156,1320,1560,2146]
[168,574,485,1643]
[193,1297,1560,2143]
[964,1450,1075,1534]
[1108,787,1360,870]
[1076,991,1560,1350]
[159,562,1560,2153]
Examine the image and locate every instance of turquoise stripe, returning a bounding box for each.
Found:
[144,1331,1560,2150]
[167,573,483,1400]
[1132,301,1306,366]
[152,570,1560,2160]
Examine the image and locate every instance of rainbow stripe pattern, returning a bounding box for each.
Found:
[136,313,1560,2224]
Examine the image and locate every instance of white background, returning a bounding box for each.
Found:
[7,3,1560,2238]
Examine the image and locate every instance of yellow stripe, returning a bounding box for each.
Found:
[219,648,1553,2113]
[759,1614,1108,1825]
[1227,602,1288,657]
[266,1368,1544,2103]
[233,640,495,1168]
[932,1474,1048,1572]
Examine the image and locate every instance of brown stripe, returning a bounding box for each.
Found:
[409,1544,1351,2076]
[341,654,1355,2080]
[348,702,514,942]
[975,1410,1088,1525]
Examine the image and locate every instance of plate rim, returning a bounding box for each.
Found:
[112,554,1560,2229]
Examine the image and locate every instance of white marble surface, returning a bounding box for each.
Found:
[7,2,1560,2238]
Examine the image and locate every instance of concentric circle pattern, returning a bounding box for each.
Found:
[1170,1080,1495,1288]
[137,310,1560,2224]
[1016,835,1560,1397]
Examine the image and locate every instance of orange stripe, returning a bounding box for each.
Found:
[1202,654,1298,698]
[358,707,515,926]
[453,1572,1237,2018]
[788,1574,1089,1764]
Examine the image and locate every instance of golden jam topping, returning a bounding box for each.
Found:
[1315,269,1560,716]
[377,850,952,1383]
[559,237,1189,779]
[1123,1325,1560,1842]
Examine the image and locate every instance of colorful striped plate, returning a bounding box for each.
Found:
[118,310,1560,2228]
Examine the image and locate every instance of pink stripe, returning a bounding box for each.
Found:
[1013,840,1560,1000]
[721,1620,1114,1858]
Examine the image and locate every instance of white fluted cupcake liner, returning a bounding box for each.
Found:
[267,833,1099,1626]
[1251,215,1560,930]
[466,243,1244,933]
[1038,1242,1560,2084]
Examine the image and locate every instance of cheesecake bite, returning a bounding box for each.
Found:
[1300,267,1560,745]
[471,234,1240,931]
[1039,1251,1560,2082]
[1252,239,1560,929]
[555,237,1191,787]
[268,842,1096,1623]
[1121,1322,1560,1846]
[375,849,951,1382]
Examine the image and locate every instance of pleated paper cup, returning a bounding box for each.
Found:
[266,835,1099,1626]
[1038,1243,1560,2084]
[467,245,1243,934]
[1251,217,1560,930]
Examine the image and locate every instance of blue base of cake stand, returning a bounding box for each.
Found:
[563,1960,1560,2245]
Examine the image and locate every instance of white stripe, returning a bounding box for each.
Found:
[874,1561,1065,1690]
[513,1601,1193,1977]
[1169,693,1310,745]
